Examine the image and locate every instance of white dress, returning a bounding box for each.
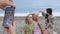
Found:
[33,21,41,34]
[53,31,58,34]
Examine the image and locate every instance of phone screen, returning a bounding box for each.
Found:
[3,7,15,29]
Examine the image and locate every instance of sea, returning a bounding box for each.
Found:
[0,8,60,16]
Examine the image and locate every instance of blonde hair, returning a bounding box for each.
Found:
[32,14,38,22]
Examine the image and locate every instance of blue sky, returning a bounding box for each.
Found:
[14,0,60,8]
[14,0,60,11]
[0,0,60,15]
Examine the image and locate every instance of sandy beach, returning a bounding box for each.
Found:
[0,16,60,34]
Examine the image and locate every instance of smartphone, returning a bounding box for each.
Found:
[3,6,15,29]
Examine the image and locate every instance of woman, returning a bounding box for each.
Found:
[31,13,43,34]
[41,8,54,34]
[24,16,34,34]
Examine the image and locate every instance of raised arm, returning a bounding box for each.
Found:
[38,10,46,17]
[35,10,42,15]
[27,13,32,16]
[35,10,46,16]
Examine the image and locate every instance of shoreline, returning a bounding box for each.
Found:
[0,17,60,34]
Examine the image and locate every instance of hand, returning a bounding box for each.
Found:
[0,0,16,10]
[2,23,16,34]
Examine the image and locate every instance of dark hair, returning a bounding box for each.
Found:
[25,16,30,24]
[46,8,52,15]
[45,14,48,18]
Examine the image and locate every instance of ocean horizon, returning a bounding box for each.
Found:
[0,12,60,17]
[0,8,60,17]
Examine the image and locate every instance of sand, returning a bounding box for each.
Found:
[0,16,60,34]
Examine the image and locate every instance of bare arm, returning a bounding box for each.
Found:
[35,10,42,15]
[38,23,44,34]
[25,30,28,34]
[32,30,34,34]
[42,12,46,16]
[38,23,43,30]
[37,10,46,16]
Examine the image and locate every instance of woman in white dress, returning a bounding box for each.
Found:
[31,14,43,34]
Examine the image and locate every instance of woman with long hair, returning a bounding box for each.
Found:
[24,15,34,34]
[41,8,54,34]
[31,13,43,34]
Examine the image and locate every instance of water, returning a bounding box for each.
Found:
[0,8,60,16]
[0,8,60,13]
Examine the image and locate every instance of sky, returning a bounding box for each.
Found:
[0,0,60,16]
[14,0,60,11]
